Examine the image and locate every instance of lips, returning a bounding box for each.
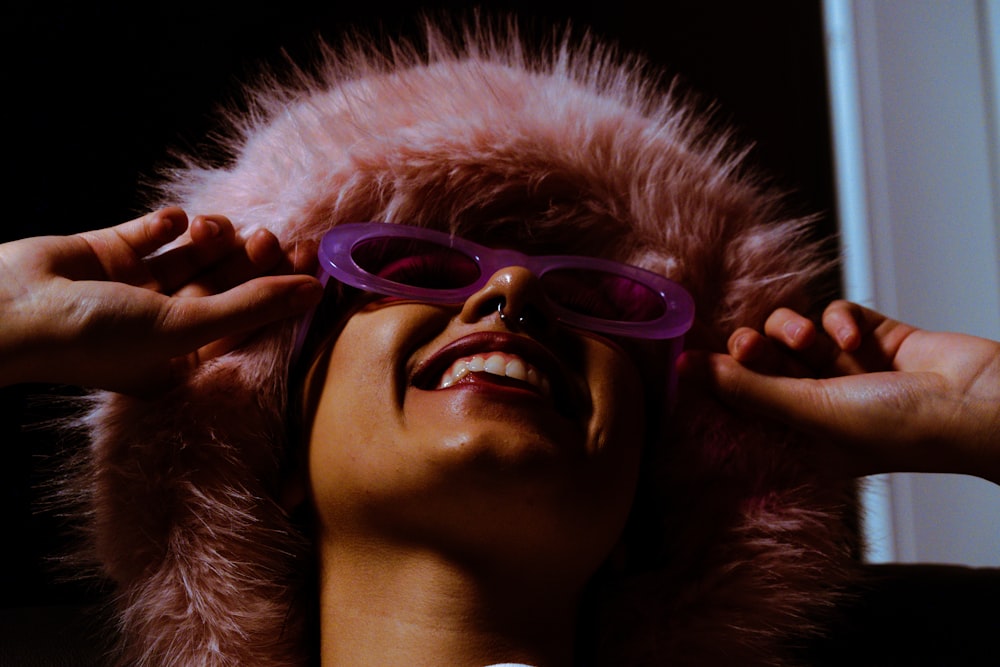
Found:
[437,350,551,393]
[411,332,583,416]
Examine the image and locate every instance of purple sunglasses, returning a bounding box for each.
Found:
[293,222,694,358]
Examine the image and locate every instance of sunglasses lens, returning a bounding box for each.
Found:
[540,268,666,322]
[351,237,481,290]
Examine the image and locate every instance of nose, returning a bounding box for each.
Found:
[458,266,551,334]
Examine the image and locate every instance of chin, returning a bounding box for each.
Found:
[410,389,588,459]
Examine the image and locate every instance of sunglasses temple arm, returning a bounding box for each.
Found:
[664,335,686,413]
[289,272,332,366]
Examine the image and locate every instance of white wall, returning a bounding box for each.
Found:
[823,0,1000,565]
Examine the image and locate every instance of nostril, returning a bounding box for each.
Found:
[498,305,521,325]
[500,302,549,335]
[459,266,550,330]
[481,296,506,321]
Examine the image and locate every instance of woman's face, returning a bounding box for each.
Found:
[305,263,651,584]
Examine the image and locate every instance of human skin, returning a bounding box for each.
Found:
[304,266,649,666]
[0,208,322,394]
[680,299,1000,484]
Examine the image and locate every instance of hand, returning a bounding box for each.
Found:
[0,208,322,395]
[679,300,1000,483]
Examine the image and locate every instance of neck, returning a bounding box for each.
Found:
[316,539,582,667]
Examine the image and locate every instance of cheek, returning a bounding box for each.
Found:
[305,314,408,521]
[571,342,651,536]
[303,306,652,572]
[310,326,396,437]
[584,342,648,459]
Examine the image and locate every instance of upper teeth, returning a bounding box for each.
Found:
[437,352,551,395]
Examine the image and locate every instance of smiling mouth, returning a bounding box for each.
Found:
[437,352,552,396]
[411,332,583,417]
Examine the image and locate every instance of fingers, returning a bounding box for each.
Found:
[823,301,920,374]
[724,308,838,379]
[726,326,808,378]
[169,227,290,299]
[723,301,883,381]
[75,208,190,284]
[680,301,1000,480]
[145,214,242,292]
[680,349,854,444]
[679,349,824,422]
[55,207,314,312]
[727,327,767,364]
[681,349,888,475]
[763,307,818,350]
[71,207,242,290]
[187,213,233,245]
[243,226,285,270]
[156,274,324,362]
[147,213,309,299]
[105,207,190,256]
[821,300,864,351]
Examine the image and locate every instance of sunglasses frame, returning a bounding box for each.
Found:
[292,222,695,361]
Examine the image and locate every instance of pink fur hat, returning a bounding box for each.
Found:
[71,20,858,666]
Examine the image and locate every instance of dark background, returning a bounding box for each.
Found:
[0,1,836,607]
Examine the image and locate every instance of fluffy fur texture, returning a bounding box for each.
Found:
[69,19,858,666]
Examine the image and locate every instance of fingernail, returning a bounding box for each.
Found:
[837,327,857,349]
[202,218,221,237]
[784,320,804,343]
[252,229,281,263]
[153,214,175,237]
[732,332,750,356]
